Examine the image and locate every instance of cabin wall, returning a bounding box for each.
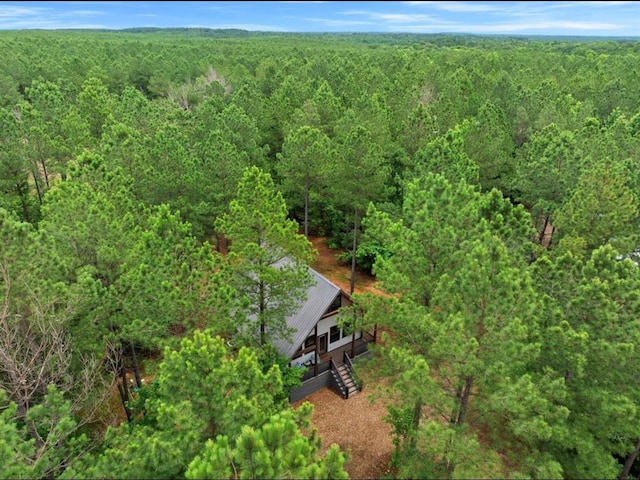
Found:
[317,313,362,352]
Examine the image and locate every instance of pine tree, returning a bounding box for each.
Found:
[62,331,342,479]
[276,126,333,238]
[360,173,549,477]
[555,158,639,255]
[186,403,348,480]
[215,166,316,346]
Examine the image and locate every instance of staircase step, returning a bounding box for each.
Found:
[334,362,361,399]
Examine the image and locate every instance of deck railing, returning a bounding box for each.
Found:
[353,340,369,357]
[343,351,362,391]
[329,358,347,398]
[300,359,330,382]
[317,359,331,374]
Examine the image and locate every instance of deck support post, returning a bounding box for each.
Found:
[314,324,319,376]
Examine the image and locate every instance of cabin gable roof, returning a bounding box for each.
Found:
[272,266,345,358]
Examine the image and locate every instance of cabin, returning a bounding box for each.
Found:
[273,266,376,402]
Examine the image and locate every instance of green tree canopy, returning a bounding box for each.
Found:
[186,403,348,480]
[276,125,334,238]
[555,158,639,255]
[215,166,316,346]
[63,331,345,479]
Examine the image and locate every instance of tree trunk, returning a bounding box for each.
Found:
[450,382,464,425]
[16,181,31,223]
[408,399,423,450]
[412,399,422,429]
[259,280,266,346]
[539,214,549,245]
[423,292,431,308]
[119,357,132,423]
[619,437,640,480]
[548,225,555,247]
[304,174,309,238]
[456,377,474,425]
[130,341,142,388]
[216,233,229,254]
[117,382,132,423]
[350,209,360,295]
[40,156,50,189]
[31,167,43,205]
[351,308,357,358]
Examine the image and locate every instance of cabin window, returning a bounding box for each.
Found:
[304,335,316,349]
[330,325,341,343]
[325,295,342,315]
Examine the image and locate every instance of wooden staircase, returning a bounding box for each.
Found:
[330,353,362,399]
[336,363,360,398]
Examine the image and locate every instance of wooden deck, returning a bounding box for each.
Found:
[298,331,374,383]
[320,335,371,365]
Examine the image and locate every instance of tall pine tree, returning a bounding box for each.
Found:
[215,166,316,346]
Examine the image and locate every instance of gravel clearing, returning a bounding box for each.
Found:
[292,386,395,479]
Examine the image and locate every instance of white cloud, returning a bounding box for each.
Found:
[305,17,377,27]
[507,21,623,31]
[0,20,109,29]
[403,1,501,13]
[0,4,110,29]
[581,1,635,6]
[0,5,48,17]
[62,10,105,17]
[375,13,433,22]
[341,10,434,23]
[388,20,624,34]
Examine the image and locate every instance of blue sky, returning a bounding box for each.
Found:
[0,1,638,36]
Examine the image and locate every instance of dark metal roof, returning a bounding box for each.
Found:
[272,266,342,358]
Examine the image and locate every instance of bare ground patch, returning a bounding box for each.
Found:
[292,387,394,479]
[309,235,388,297]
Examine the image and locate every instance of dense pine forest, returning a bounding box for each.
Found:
[3,28,640,478]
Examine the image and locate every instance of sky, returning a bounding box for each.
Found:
[0,1,639,37]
